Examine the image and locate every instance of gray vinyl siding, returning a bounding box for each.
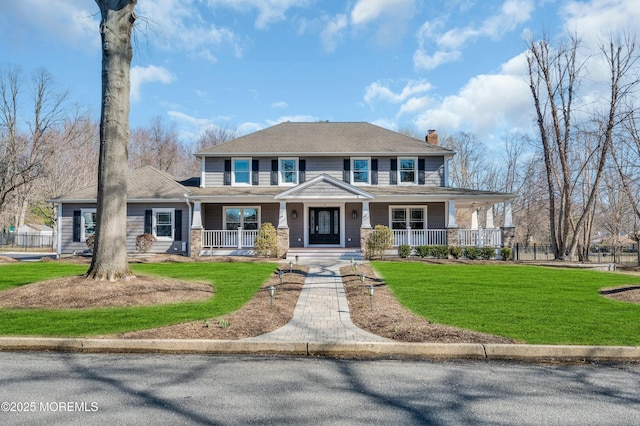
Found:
[424,157,445,186]
[202,203,280,230]
[369,202,446,229]
[345,202,361,247]
[59,203,188,255]
[305,157,343,181]
[204,157,226,187]
[287,203,304,247]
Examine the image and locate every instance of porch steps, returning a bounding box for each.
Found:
[286,248,363,261]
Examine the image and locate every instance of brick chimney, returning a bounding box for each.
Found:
[426,129,438,145]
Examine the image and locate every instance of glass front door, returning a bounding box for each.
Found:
[309,207,340,244]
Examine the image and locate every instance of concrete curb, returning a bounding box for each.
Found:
[0,338,638,362]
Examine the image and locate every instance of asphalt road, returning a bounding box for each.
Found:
[1,353,639,425]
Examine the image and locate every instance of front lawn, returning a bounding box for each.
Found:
[0,262,276,336]
[371,262,640,346]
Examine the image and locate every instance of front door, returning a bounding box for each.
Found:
[309,207,340,245]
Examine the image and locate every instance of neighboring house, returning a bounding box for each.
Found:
[51,122,516,257]
[15,224,54,247]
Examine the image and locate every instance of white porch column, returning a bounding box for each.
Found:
[447,201,457,228]
[485,205,495,229]
[503,201,514,228]
[471,208,479,230]
[192,201,203,229]
[278,201,289,229]
[361,200,372,229]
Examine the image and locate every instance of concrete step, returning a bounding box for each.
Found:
[287,248,363,261]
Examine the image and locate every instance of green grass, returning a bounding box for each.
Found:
[0,262,276,336]
[371,262,640,346]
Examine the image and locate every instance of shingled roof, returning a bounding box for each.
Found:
[195,122,454,157]
[51,166,190,202]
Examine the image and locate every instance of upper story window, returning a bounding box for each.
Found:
[232,158,251,185]
[399,157,417,184]
[351,158,370,185]
[279,158,298,185]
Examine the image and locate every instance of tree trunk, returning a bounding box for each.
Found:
[86,0,136,281]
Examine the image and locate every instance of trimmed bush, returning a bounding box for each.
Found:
[431,245,449,259]
[480,247,496,260]
[85,235,95,253]
[500,247,512,261]
[255,222,278,257]
[398,244,411,258]
[136,233,157,253]
[449,246,463,259]
[415,245,430,258]
[365,225,394,259]
[463,247,480,260]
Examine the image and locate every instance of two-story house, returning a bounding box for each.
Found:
[51,122,516,258]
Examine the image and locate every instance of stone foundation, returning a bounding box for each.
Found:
[446,228,459,247]
[360,227,372,258]
[190,228,202,257]
[276,228,289,259]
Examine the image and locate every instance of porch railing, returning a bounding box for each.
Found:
[392,229,447,247]
[458,228,502,247]
[387,228,502,248]
[202,229,258,249]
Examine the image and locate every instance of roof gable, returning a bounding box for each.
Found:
[196,122,453,157]
[275,174,374,200]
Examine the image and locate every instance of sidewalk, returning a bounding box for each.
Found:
[245,260,388,343]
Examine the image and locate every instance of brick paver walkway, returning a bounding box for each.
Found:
[245,260,389,343]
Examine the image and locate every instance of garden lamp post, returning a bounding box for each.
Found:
[367,285,374,311]
[295,254,299,265]
[289,260,293,273]
[278,269,283,285]
[269,285,275,309]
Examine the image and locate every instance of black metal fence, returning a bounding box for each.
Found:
[0,231,55,252]
[512,243,639,265]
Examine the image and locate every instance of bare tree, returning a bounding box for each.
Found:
[87,0,137,281]
[129,115,187,174]
[527,32,640,260]
[441,132,498,190]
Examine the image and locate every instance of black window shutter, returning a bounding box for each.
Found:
[174,209,182,241]
[298,159,306,183]
[418,158,426,185]
[343,159,350,183]
[371,159,378,185]
[390,159,398,185]
[271,160,278,185]
[224,159,231,186]
[252,159,259,186]
[73,210,81,242]
[144,210,153,234]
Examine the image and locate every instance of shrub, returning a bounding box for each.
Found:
[136,233,157,253]
[398,244,411,258]
[449,246,463,259]
[365,225,394,259]
[463,247,480,260]
[480,247,496,260]
[85,235,95,253]
[415,245,430,258]
[500,247,512,261]
[431,245,449,259]
[255,222,278,257]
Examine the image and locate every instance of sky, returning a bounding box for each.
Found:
[2,0,640,149]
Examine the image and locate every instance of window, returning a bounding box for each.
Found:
[351,158,370,185]
[390,207,425,230]
[399,157,417,184]
[232,158,251,185]
[152,208,175,240]
[224,207,260,230]
[81,209,96,241]
[279,158,298,185]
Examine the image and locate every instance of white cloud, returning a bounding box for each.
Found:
[237,122,263,135]
[414,0,534,70]
[320,14,348,52]
[561,0,640,45]
[350,0,418,46]
[208,0,312,30]
[271,101,289,108]
[3,0,99,50]
[364,80,433,105]
[130,65,175,102]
